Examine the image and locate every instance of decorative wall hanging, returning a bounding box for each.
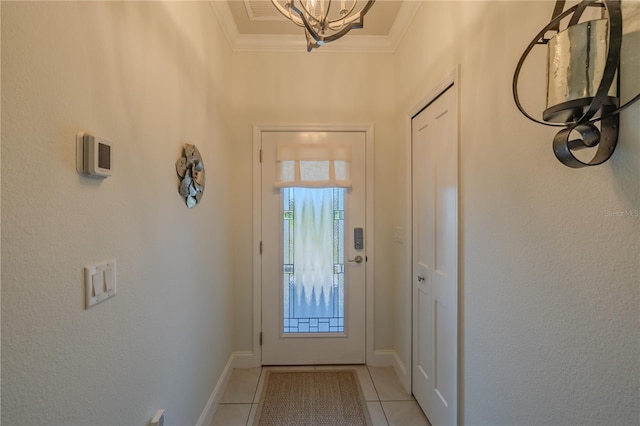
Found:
[512,0,640,168]
[175,144,205,208]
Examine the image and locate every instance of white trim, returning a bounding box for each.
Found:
[195,354,235,426]
[209,0,421,54]
[231,351,260,369]
[367,349,409,393]
[208,1,239,53]
[195,351,263,426]
[390,350,410,393]
[252,124,263,368]
[364,125,375,367]
[253,123,375,366]
[405,66,461,421]
[368,349,397,368]
[407,71,458,118]
[387,1,422,52]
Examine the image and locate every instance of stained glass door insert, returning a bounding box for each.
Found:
[282,187,345,334]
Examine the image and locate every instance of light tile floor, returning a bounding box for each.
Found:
[211,365,431,426]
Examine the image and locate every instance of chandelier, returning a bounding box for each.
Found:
[270,0,376,51]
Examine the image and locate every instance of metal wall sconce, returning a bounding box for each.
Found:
[513,0,640,168]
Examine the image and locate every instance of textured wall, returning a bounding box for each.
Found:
[394,1,639,424]
[1,2,233,425]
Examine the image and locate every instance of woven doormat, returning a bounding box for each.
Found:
[253,370,372,426]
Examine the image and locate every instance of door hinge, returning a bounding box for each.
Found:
[260,332,263,346]
[260,241,263,254]
[259,149,262,163]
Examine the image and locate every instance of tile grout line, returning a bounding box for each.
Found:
[366,365,391,426]
[246,367,263,426]
[251,367,264,403]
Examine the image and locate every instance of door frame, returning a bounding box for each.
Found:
[405,67,461,418]
[252,123,375,366]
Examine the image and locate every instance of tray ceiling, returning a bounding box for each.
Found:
[210,0,422,53]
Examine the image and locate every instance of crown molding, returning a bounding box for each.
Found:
[388,1,422,51]
[209,1,422,54]
[210,1,241,50]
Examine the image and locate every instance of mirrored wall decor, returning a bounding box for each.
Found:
[175,143,205,208]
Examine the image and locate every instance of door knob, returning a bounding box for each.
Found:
[348,255,363,264]
[417,275,425,282]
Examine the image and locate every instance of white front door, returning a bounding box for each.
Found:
[412,85,458,425]
[260,130,367,365]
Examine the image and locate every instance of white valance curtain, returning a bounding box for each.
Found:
[274,142,352,188]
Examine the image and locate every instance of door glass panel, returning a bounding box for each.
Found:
[282,187,345,334]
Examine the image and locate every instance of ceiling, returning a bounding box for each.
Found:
[210,0,422,53]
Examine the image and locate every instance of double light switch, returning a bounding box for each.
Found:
[85,259,116,309]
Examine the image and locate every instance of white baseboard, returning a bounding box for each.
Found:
[391,351,410,393]
[231,350,260,368]
[196,351,258,426]
[370,349,410,393]
[195,355,234,426]
[368,349,395,367]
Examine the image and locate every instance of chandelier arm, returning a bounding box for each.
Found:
[304,29,320,52]
[355,1,375,21]
[329,0,373,25]
[304,13,368,46]
[326,11,367,30]
[328,20,347,31]
[325,0,334,21]
[270,0,305,27]
[334,0,359,22]
[327,13,361,31]
[292,1,321,26]
[276,0,375,50]
[300,15,324,44]
[289,9,307,28]
[512,4,580,127]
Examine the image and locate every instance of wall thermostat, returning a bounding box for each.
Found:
[76,132,112,178]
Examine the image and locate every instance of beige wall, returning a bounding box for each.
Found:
[228,51,397,353]
[1,2,233,424]
[394,1,639,424]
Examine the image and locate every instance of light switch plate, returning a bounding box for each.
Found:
[150,409,165,426]
[85,259,116,309]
